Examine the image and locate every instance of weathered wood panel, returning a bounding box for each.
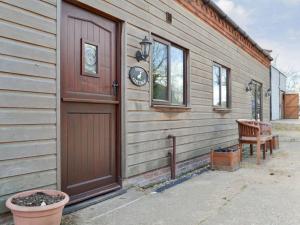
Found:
[0,125,56,143]
[0,2,56,34]
[2,0,57,19]
[0,73,56,93]
[0,20,56,49]
[0,0,58,214]
[0,140,56,161]
[0,170,56,196]
[0,38,56,64]
[0,155,56,179]
[0,91,56,109]
[0,55,56,79]
[284,93,299,119]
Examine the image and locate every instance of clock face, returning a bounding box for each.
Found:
[84,43,97,74]
[129,67,148,86]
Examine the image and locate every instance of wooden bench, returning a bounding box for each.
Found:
[236,120,273,165]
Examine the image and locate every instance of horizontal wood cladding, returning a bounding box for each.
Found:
[0,0,57,214]
[79,0,270,177]
[0,170,56,196]
[2,0,57,19]
[176,0,271,67]
[0,140,56,161]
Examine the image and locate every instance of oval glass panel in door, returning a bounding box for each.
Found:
[84,43,97,75]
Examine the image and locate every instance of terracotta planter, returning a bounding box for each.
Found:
[266,135,279,150]
[6,189,69,225]
[211,145,240,171]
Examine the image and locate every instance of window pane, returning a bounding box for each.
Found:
[221,67,227,107]
[84,43,97,74]
[170,46,184,105]
[251,81,263,120]
[256,83,262,120]
[213,66,220,106]
[152,41,168,101]
[251,86,256,119]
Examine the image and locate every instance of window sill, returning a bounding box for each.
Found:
[213,107,232,113]
[152,104,191,112]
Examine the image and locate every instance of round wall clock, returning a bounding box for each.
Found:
[129,66,148,86]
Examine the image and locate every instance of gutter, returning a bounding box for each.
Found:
[203,0,273,61]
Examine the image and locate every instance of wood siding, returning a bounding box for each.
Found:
[0,0,57,213]
[78,0,270,177]
[0,0,271,214]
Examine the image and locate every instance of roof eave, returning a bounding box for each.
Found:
[203,0,273,61]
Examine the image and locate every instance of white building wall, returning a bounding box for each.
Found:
[271,67,280,120]
[280,74,287,92]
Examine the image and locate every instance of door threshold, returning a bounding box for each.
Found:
[63,189,126,215]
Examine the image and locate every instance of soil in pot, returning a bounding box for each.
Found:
[11,192,65,207]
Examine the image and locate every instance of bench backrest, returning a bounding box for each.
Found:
[236,120,260,138]
[236,120,272,138]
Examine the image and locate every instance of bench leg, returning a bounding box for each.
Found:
[250,144,253,155]
[263,143,266,160]
[270,140,273,155]
[256,142,261,165]
[239,143,243,161]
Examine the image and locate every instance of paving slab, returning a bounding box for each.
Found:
[62,141,300,225]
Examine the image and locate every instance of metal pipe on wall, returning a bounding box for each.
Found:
[168,135,176,180]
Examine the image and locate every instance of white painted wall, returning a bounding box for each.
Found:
[271,67,280,120]
[271,66,287,120]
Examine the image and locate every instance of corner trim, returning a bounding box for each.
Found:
[56,0,62,190]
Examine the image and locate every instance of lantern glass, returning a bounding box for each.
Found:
[136,36,152,62]
[140,36,152,60]
[143,43,150,58]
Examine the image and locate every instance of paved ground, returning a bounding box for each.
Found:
[271,119,300,125]
[62,141,300,225]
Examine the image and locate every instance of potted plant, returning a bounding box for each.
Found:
[6,189,69,225]
[210,145,240,171]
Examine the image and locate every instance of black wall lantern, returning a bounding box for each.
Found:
[265,88,271,97]
[246,80,254,92]
[136,36,152,62]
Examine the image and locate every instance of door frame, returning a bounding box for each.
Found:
[58,0,123,192]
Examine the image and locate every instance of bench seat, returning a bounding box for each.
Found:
[237,119,273,164]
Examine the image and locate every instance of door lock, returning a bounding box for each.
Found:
[112,80,119,96]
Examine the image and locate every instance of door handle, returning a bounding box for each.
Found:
[112,80,119,96]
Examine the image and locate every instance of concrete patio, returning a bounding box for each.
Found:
[62,140,300,225]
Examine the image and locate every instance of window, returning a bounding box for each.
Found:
[152,37,187,106]
[213,64,231,109]
[81,38,99,77]
[251,80,263,120]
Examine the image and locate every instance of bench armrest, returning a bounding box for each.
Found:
[259,122,272,135]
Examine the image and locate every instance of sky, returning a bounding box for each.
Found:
[213,0,300,75]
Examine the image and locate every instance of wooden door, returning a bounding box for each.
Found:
[284,93,299,119]
[61,1,121,203]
